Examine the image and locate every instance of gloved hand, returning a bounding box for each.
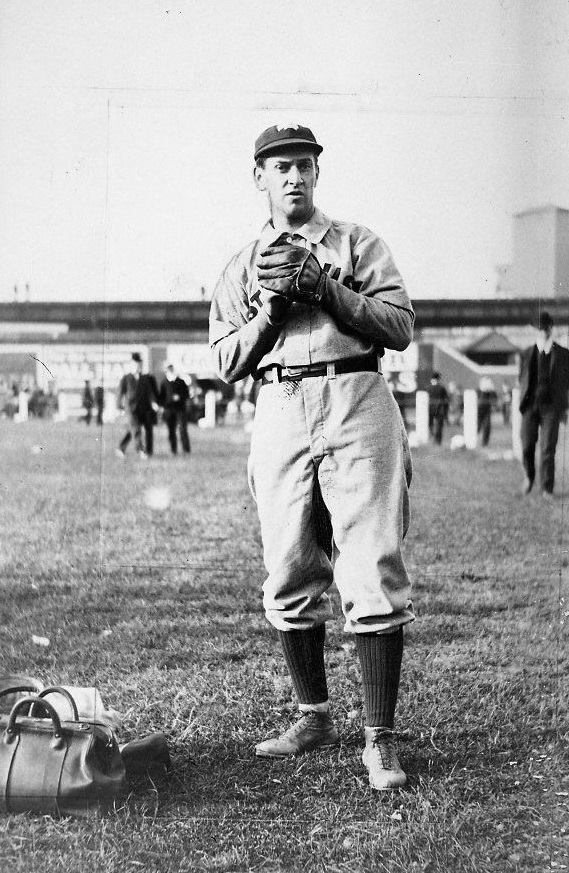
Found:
[257,243,326,305]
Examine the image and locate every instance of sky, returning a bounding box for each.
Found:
[1,0,568,303]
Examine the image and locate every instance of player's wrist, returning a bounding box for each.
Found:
[313,270,328,305]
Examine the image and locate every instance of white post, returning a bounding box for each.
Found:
[463,389,478,449]
[204,390,217,428]
[415,390,430,444]
[511,387,522,460]
[16,392,28,422]
[56,392,68,421]
[103,392,117,423]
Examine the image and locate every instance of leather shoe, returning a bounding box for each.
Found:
[255,710,338,758]
[362,727,407,790]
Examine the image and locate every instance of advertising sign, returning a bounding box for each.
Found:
[31,344,148,391]
[166,344,214,378]
[381,342,418,392]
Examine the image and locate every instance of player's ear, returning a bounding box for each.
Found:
[254,164,266,192]
[314,158,319,184]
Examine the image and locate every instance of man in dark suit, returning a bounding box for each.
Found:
[519,311,569,495]
[116,352,159,458]
[159,364,191,455]
[428,371,449,445]
[94,384,105,426]
[81,379,94,425]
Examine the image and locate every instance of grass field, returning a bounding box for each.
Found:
[0,416,568,872]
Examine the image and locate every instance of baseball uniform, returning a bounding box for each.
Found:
[210,207,414,633]
[209,124,414,790]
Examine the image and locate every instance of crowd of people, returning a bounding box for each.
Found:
[0,380,59,420]
[114,353,220,459]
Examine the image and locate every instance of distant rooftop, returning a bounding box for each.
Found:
[463,330,520,355]
[514,204,569,218]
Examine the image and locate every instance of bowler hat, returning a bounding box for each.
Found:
[254,124,323,161]
[535,311,554,331]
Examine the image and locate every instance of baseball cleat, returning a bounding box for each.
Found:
[255,710,338,758]
[362,727,406,790]
[522,477,533,495]
[115,448,126,459]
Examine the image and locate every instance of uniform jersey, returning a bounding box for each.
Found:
[209,208,414,381]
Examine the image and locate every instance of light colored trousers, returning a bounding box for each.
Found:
[248,370,414,635]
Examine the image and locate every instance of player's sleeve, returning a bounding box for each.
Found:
[321,229,414,351]
[209,255,282,383]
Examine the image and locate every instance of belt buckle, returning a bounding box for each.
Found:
[284,366,306,380]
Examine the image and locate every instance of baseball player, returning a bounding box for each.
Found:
[209,124,414,790]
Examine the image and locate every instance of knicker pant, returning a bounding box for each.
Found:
[520,405,561,492]
[248,371,414,635]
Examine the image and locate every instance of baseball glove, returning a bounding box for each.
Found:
[257,242,326,305]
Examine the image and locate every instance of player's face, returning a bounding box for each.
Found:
[254,149,318,225]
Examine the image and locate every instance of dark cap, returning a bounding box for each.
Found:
[132,352,142,363]
[254,124,323,161]
[431,371,441,380]
[535,310,554,331]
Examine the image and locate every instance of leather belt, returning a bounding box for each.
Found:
[260,354,380,385]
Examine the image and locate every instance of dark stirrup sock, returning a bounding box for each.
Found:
[355,627,404,729]
[278,624,328,705]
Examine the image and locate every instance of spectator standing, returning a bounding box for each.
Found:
[428,371,449,445]
[477,377,497,447]
[94,385,105,426]
[519,311,569,495]
[159,364,191,455]
[447,381,462,426]
[81,380,94,425]
[116,353,159,459]
[501,383,512,425]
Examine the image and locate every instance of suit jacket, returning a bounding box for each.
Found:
[519,342,569,415]
[159,376,189,411]
[428,384,449,419]
[118,373,159,417]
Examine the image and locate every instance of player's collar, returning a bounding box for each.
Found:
[260,208,332,247]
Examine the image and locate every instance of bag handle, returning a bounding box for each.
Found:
[0,684,43,699]
[5,697,63,742]
[33,686,80,722]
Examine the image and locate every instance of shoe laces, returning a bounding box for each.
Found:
[287,710,325,736]
[370,729,396,769]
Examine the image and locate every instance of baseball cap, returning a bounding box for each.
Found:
[254,124,323,161]
[132,352,142,363]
